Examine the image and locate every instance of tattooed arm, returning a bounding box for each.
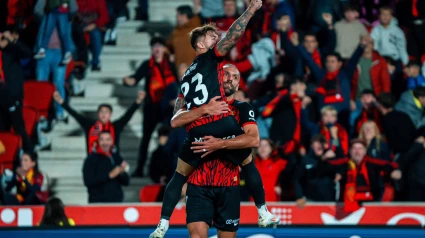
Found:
[173,96,186,115]
[216,0,263,56]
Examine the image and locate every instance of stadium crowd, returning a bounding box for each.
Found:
[1,0,425,209]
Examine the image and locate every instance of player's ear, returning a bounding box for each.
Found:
[196,41,205,50]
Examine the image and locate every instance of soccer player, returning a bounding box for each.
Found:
[151,64,279,238]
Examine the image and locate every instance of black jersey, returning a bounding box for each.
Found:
[179,47,230,131]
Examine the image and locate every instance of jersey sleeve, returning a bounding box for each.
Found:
[238,102,257,128]
[207,47,225,63]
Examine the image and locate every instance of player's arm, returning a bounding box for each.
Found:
[171,96,230,128]
[221,123,260,149]
[215,0,262,56]
[173,95,186,116]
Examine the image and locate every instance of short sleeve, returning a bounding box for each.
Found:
[238,102,257,128]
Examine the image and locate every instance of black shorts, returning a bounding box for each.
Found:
[179,116,252,168]
[186,184,240,232]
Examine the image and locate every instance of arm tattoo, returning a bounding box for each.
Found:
[173,97,186,115]
[216,8,254,56]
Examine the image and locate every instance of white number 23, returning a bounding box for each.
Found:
[181,73,208,109]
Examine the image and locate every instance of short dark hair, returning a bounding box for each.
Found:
[350,138,367,147]
[303,32,317,41]
[343,4,359,13]
[189,23,219,50]
[177,5,193,19]
[150,36,166,47]
[98,104,113,113]
[311,134,327,145]
[377,92,395,109]
[413,86,425,98]
[327,52,343,62]
[380,6,393,14]
[98,130,112,138]
[407,60,421,68]
[289,77,305,86]
[360,89,375,97]
[383,56,395,66]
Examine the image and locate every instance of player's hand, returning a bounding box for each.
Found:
[290,32,299,46]
[296,197,307,209]
[53,91,64,105]
[191,136,224,158]
[204,96,231,116]
[136,90,146,104]
[249,0,262,11]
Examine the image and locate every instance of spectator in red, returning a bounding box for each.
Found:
[3,153,49,205]
[6,0,36,28]
[325,139,401,211]
[53,91,146,154]
[75,0,110,71]
[358,121,391,161]
[302,105,349,156]
[123,36,178,177]
[262,78,310,155]
[353,90,382,136]
[255,138,287,202]
[350,35,391,124]
[0,30,33,152]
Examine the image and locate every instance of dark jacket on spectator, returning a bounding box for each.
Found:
[62,102,139,154]
[83,152,129,203]
[351,51,391,100]
[149,145,173,184]
[0,40,32,103]
[293,150,337,201]
[381,110,416,154]
[398,142,425,187]
[76,0,110,27]
[4,168,48,205]
[297,44,364,112]
[366,138,391,161]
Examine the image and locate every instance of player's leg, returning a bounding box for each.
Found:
[213,186,240,237]
[240,154,280,227]
[186,184,214,238]
[217,230,236,238]
[150,158,194,238]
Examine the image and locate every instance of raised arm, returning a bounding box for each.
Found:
[215,0,262,56]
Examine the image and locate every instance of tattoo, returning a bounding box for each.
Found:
[173,97,186,115]
[216,8,254,56]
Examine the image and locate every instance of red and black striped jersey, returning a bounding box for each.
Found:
[187,100,257,187]
[179,47,230,131]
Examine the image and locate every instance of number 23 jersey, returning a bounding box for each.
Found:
[179,47,230,131]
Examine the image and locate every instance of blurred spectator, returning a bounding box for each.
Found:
[294,135,339,209]
[204,0,238,34]
[104,0,129,45]
[406,0,425,61]
[53,90,145,154]
[135,0,148,21]
[83,131,130,203]
[75,0,110,71]
[395,86,425,129]
[406,60,425,90]
[358,121,391,161]
[291,32,365,128]
[350,35,391,105]
[302,105,349,156]
[0,30,33,152]
[6,0,37,29]
[245,37,276,86]
[123,37,178,177]
[352,90,382,136]
[149,126,173,185]
[33,0,78,64]
[325,139,401,211]
[255,139,287,201]
[167,5,201,66]
[397,136,425,201]
[262,78,308,154]
[384,56,406,100]
[357,0,396,24]
[335,5,368,60]
[40,197,75,226]
[371,6,409,67]
[3,153,49,205]
[194,0,224,18]
[376,92,416,155]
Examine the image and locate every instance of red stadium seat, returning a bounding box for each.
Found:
[22,107,38,137]
[0,132,21,173]
[140,185,163,202]
[23,81,56,119]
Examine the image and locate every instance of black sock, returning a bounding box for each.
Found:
[160,171,188,220]
[241,161,266,207]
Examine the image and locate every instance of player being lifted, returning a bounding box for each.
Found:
[150,1,279,238]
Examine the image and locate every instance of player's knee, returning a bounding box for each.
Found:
[240,154,253,166]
